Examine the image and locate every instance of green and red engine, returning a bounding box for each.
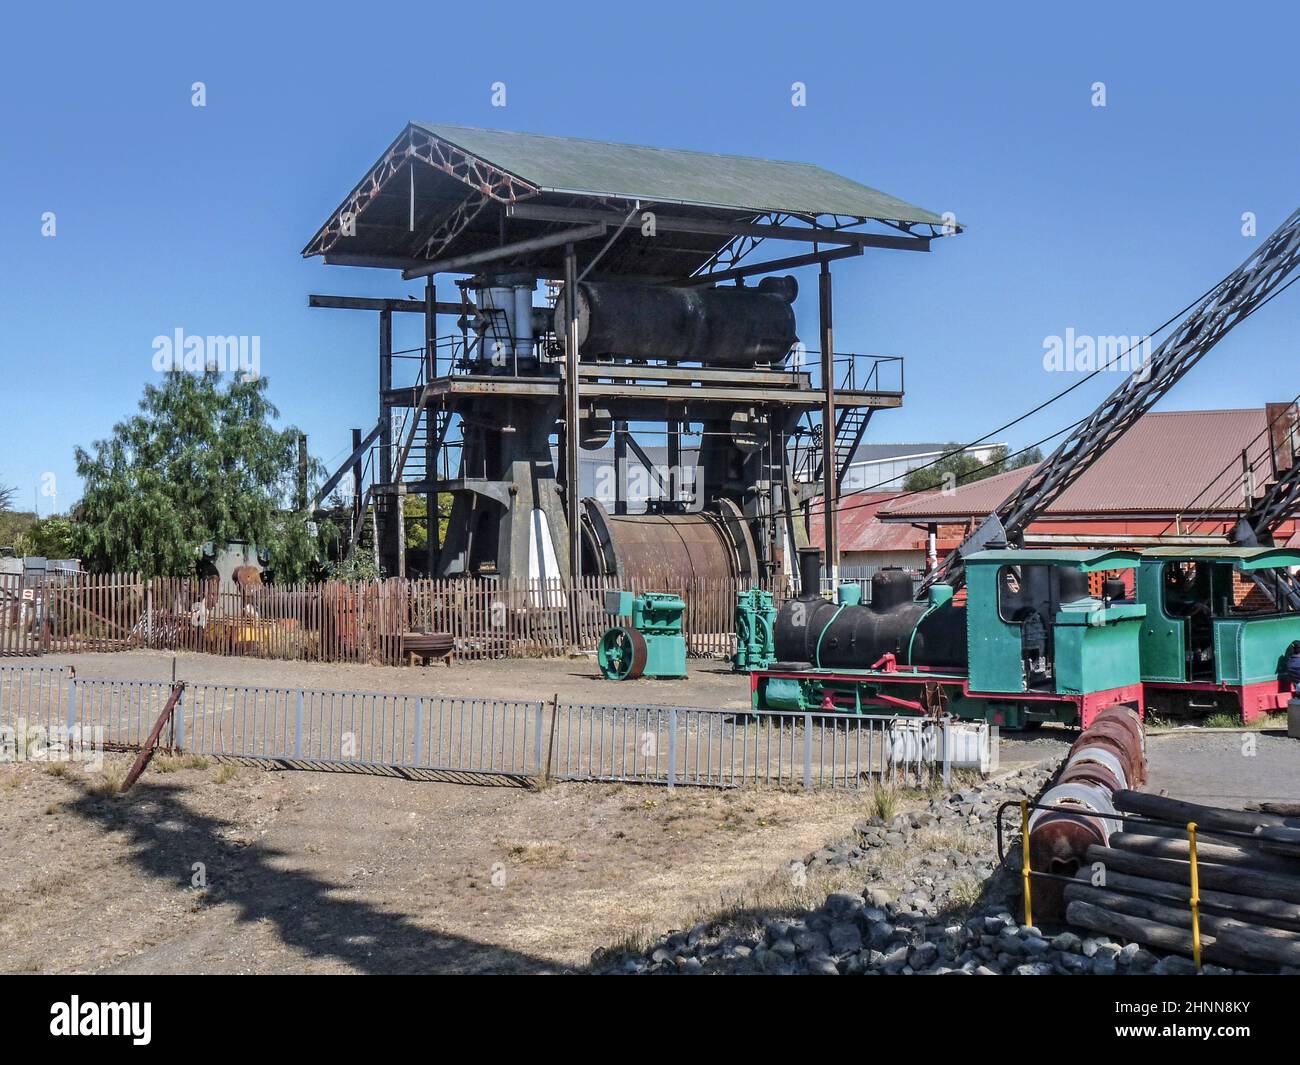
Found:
[744,549,1147,728]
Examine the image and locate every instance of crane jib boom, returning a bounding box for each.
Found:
[923,207,1300,594]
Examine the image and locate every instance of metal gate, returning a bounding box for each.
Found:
[0,574,42,656]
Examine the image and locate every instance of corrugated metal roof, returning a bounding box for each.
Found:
[415,122,949,224]
[879,409,1276,522]
[809,492,929,554]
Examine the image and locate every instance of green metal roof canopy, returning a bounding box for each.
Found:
[302,122,957,280]
[966,549,1143,571]
[1139,546,1300,570]
[413,122,948,221]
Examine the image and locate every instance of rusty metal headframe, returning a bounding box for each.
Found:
[302,124,540,259]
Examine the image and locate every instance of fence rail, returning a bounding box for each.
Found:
[0,665,946,789]
[0,572,792,665]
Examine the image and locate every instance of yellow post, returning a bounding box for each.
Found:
[1021,799,1033,928]
[1188,821,1202,972]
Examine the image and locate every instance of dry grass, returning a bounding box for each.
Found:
[213,764,238,784]
[0,770,20,792]
[944,875,984,910]
[1148,710,1289,731]
[42,761,72,778]
[869,785,898,822]
[153,753,210,773]
[499,839,573,867]
[599,852,865,964]
[86,767,125,799]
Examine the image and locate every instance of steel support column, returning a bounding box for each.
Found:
[350,427,362,535]
[667,415,681,506]
[378,308,395,575]
[425,276,438,576]
[819,260,838,592]
[614,420,628,516]
[564,244,582,582]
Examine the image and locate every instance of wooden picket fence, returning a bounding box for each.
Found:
[2,571,791,665]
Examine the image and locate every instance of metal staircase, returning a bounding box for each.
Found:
[1230,404,1300,609]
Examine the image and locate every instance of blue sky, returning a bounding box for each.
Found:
[2,0,1297,515]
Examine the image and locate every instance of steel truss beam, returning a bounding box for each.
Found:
[302,124,540,258]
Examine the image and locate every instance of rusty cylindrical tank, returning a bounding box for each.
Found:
[581,498,758,585]
[1026,702,1145,920]
[1028,782,1122,920]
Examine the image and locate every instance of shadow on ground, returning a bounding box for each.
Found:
[63,779,558,974]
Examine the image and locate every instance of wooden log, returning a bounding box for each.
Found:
[1216,924,1300,969]
[1087,843,1300,905]
[1251,801,1300,818]
[1064,899,1230,964]
[1124,817,1278,854]
[1112,829,1300,874]
[1066,880,1300,943]
[1255,825,1300,859]
[1113,789,1288,831]
[1072,866,1300,930]
[1066,898,1283,971]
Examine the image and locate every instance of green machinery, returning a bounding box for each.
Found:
[1134,546,1300,721]
[733,588,777,671]
[597,590,687,680]
[743,549,1149,728]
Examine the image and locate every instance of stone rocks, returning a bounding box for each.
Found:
[793,929,830,955]
[595,761,1255,977]
[805,953,840,975]
[829,921,863,954]
[826,892,865,918]
[1153,955,1198,976]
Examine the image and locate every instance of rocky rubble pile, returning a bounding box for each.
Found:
[597,763,1254,975]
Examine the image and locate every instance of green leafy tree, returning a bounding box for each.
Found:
[0,483,35,548]
[16,514,79,559]
[902,444,1043,493]
[73,370,323,578]
[1009,445,1043,470]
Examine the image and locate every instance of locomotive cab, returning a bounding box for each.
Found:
[964,550,1146,700]
[1136,546,1300,720]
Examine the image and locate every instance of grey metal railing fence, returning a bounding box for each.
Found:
[0,665,947,789]
[174,684,544,776]
[0,664,74,739]
[548,702,942,788]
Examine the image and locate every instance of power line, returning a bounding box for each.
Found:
[599,264,1224,532]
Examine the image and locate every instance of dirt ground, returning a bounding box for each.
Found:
[0,650,1063,974]
[0,750,878,974]
[36,648,754,709]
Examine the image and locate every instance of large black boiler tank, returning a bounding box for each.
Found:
[554,276,798,367]
[773,560,968,671]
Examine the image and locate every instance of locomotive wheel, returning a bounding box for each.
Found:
[598,626,648,680]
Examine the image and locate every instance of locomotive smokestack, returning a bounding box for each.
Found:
[798,548,822,598]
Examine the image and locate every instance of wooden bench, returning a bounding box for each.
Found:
[401,632,455,667]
